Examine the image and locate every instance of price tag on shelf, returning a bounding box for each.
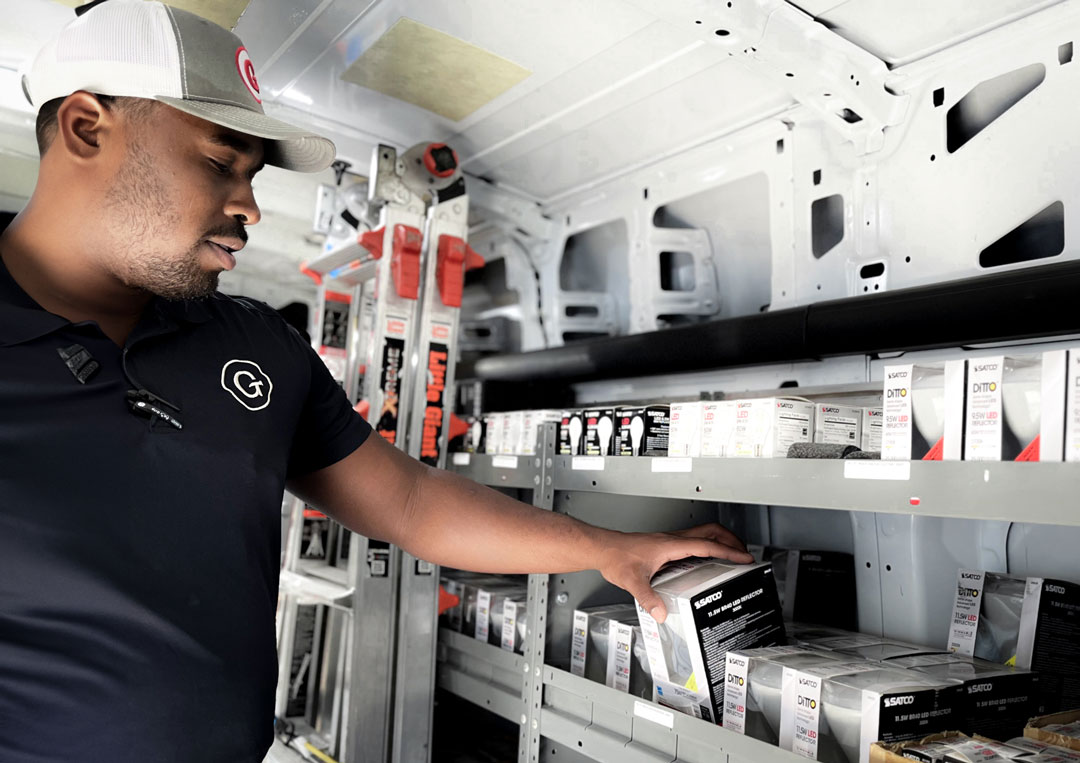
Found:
[634,700,674,730]
[451,452,471,466]
[571,456,605,471]
[492,455,519,469]
[651,457,692,473]
[843,460,910,481]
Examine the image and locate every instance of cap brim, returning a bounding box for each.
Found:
[156,96,336,173]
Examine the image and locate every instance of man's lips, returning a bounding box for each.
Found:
[207,241,237,270]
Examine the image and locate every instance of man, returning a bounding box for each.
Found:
[0,2,751,761]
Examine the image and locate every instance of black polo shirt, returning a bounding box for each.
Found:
[0,255,370,762]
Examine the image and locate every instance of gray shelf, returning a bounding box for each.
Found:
[549,456,1079,527]
[542,667,804,763]
[436,627,526,724]
[448,452,545,490]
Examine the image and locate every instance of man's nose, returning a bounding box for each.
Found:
[225,183,261,226]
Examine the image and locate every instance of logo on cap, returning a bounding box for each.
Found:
[235,47,261,103]
[221,359,273,411]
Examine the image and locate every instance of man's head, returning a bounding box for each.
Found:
[19,0,335,301]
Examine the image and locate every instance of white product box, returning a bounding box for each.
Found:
[1067,350,1080,462]
[500,411,524,455]
[965,354,1061,462]
[814,404,864,447]
[519,409,561,456]
[636,559,785,723]
[483,413,502,455]
[948,569,1026,664]
[570,604,654,699]
[881,362,965,461]
[730,398,815,458]
[862,408,883,452]
[669,401,704,457]
[700,401,737,457]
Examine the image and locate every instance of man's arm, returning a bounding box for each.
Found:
[287,433,753,622]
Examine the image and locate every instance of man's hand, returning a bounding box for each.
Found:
[596,523,754,624]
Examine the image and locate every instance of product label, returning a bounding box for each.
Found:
[636,604,670,683]
[862,687,962,762]
[722,652,749,733]
[966,357,1004,461]
[669,402,702,457]
[376,335,407,445]
[483,414,499,454]
[773,401,814,457]
[501,600,518,651]
[607,622,633,692]
[949,569,986,656]
[687,565,786,719]
[419,339,450,466]
[731,401,758,457]
[863,408,884,452]
[571,610,589,677]
[701,401,736,457]
[781,668,823,759]
[475,590,492,642]
[584,409,616,456]
[1067,352,1080,463]
[816,405,862,446]
[883,365,914,461]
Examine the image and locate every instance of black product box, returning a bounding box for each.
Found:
[583,408,616,456]
[777,549,859,632]
[615,405,671,456]
[1017,577,1080,714]
[558,410,585,456]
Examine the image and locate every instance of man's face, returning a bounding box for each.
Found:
[100,102,264,301]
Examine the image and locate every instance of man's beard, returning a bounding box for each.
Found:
[103,142,223,301]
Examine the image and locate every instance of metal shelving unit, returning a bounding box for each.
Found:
[436,448,1078,762]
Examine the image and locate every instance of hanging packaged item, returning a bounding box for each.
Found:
[881,362,965,461]
[615,405,670,456]
[636,559,785,723]
[570,604,654,699]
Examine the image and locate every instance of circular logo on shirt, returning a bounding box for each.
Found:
[221,359,273,411]
[235,47,261,103]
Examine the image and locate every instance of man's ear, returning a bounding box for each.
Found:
[55,91,114,162]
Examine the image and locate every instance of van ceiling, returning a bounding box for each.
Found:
[234,0,1065,203]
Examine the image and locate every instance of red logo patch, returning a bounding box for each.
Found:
[235,47,261,103]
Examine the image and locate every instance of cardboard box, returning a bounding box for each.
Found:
[583,408,617,456]
[1025,709,1080,752]
[558,410,585,456]
[964,354,1057,462]
[570,604,654,699]
[863,408,884,452]
[731,398,816,458]
[1003,735,1080,759]
[723,645,858,745]
[816,404,864,448]
[615,405,670,456]
[669,401,704,457]
[701,401,737,457]
[882,362,965,461]
[868,733,970,763]
[636,560,785,723]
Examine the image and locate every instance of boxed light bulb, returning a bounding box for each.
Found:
[948,569,1026,664]
[570,604,654,699]
[964,354,1065,462]
[500,411,524,455]
[723,645,856,745]
[882,362,965,461]
[1015,576,1080,713]
[730,398,816,458]
[583,408,617,456]
[669,401,704,457]
[615,405,670,456]
[465,417,485,454]
[483,413,502,455]
[815,404,864,448]
[558,410,585,456]
[636,558,785,723]
[701,401,737,457]
[519,409,561,456]
[862,408,884,452]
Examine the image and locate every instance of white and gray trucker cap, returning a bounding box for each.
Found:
[21,0,335,173]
